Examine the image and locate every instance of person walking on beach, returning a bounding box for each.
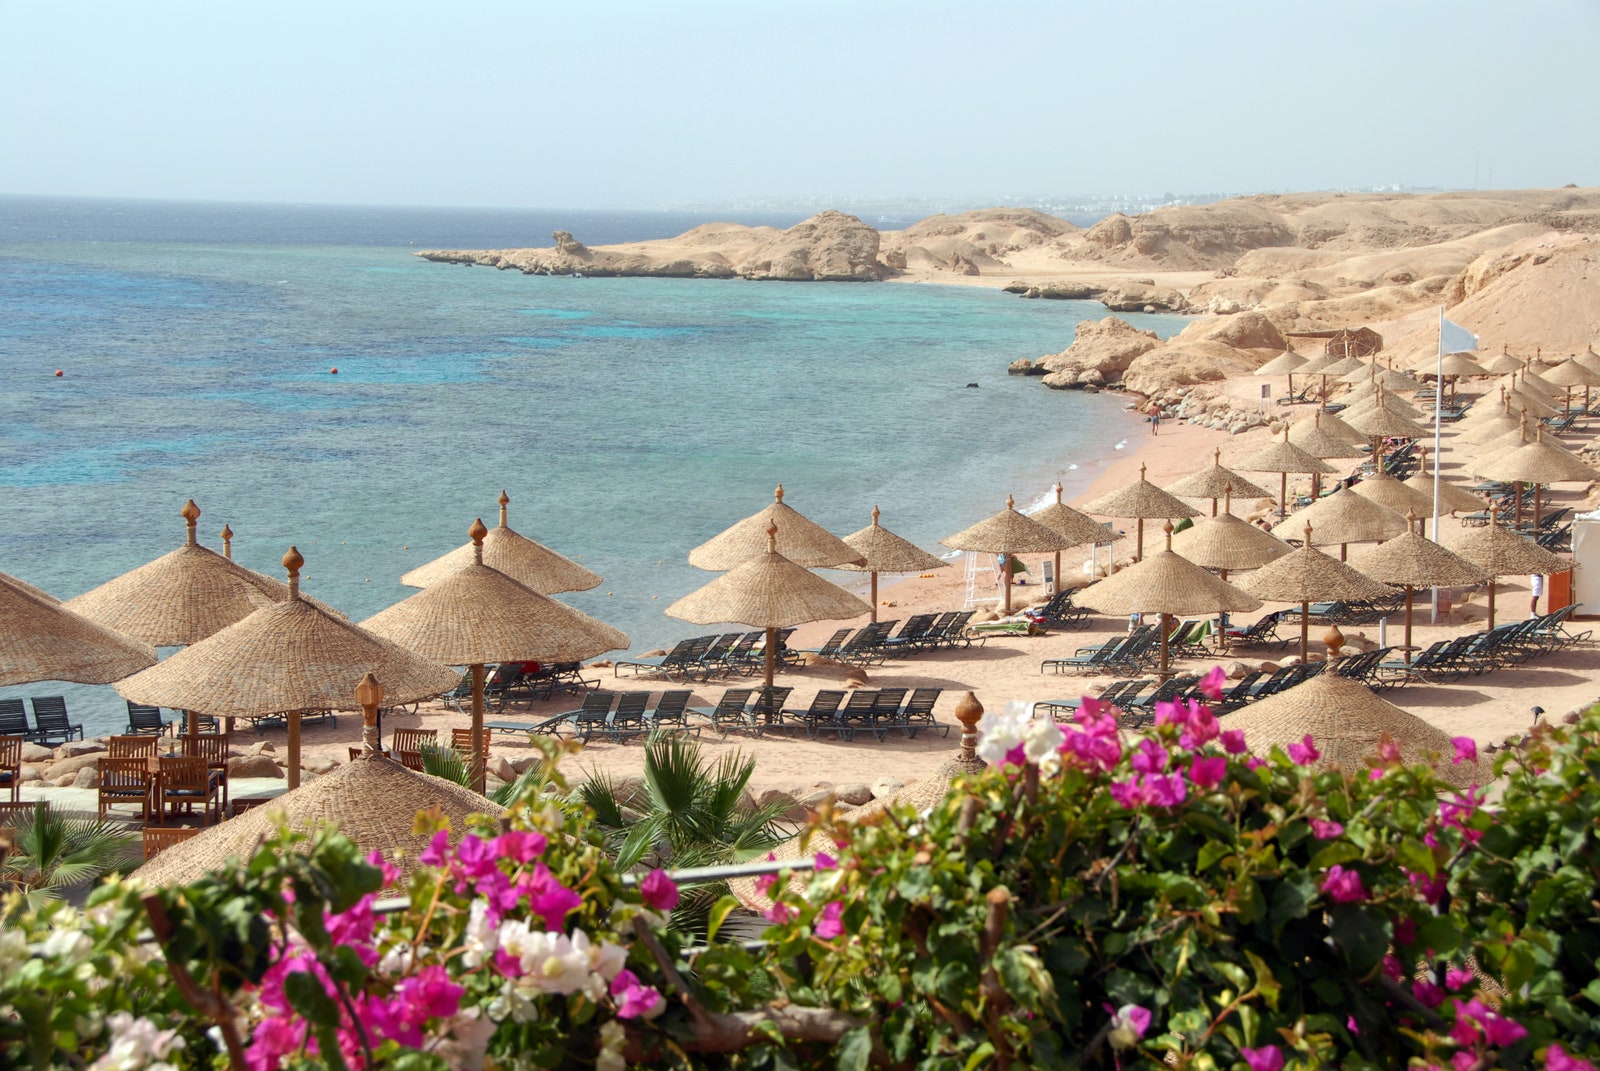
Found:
[1530,573,1544,617]
[1148,404,1161,436]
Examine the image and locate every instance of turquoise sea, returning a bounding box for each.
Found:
[0,196,1186,737]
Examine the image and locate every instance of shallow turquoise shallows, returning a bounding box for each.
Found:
[0,198,1186,737]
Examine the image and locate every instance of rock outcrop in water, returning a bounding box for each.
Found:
[417,210,884,282]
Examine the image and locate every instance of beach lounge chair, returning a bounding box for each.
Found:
[0,700,30,740]
[566,691,619,740]
[29,697,82,745]
[0,736,20,802]
[1225,610,1290,651]
[880,615,937,655]
[1211,672,1262,713]
[594,692,650,743]
[834,690,885,742]
[1041,636,1126,675]
[785,690,847,738]
[613,636,714,680]
[869,688,908,733]
[690,689,756,735]
[838,622,897,666]
[750,686,792,728]
[1036,589,1093,631]
[126,702,173,736]
[892,688,948,737]
[644,690,694,731]
[484,711,576,738]
[802,628,856,661]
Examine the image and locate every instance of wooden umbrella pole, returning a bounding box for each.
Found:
[1211,497,1218,517]
[1299,601,1309,664]
[1136,518,1145,562]
[1534,484,1543,531]
[1158,613,1171,682]
[1279,472,1287,517]
[1487,578,1497,631]
[764,626,777,690]
[1054,551,1061,594]
[1218,567,1230,654]
[471,663,486,793]
[287,711,302,790]
[869,571,878,623]
[1003,559,1013,614]
[1340,542,1348,562]
[1403,586,1415,663]
[1514,481,1525,528]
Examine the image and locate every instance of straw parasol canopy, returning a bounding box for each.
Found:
[1165,449,1271,514]
[135,753,504,887]
[688,484,863,571]
[1477,431,1600,529]
[1460,406,1523,444]
[1342,391,1427,426]
[1541,360,1600,389]
[117,547,461,789]
[1513,370,1563,399]
[1403,448,1488,515]
[65,500,295,647]
[401,491,601,594]
[1171,491,1293,573]
[1255,348,1308,377]
[0,573,158,687]
[1221,673,1479,789]
[1445,507,1572,628]
[1236,429,1338,516]
[1271,488,1408,555]
[835,506,949,623]
[1501,389,1558,419]
[1079,464,1201,563]
[668,523,871,687]
[363,519,628,785]
[1239,526,1398,661]
[1350,517,1489,661]
[1075,524,1262,679]
[1295,351,1343,375]
[1,571,60,605]
[1351,472,1437,517]
[1476,351,1522,374]
[996,486,1117,607]
[942,494,1083,610]
[1319,355,1367,377]
[1435,352,1487,378]
[1288,412,1367,461]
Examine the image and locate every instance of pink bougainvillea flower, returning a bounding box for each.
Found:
[1104,1003,1152,1049]
[1450,736,1477,765]
[396,964,464,1021]
[1322,864,1368,903]
[1132,737,1169,774]
[1382,954,1405,982]
[611,969,665,1020]
[815,851,837,870]
[522,862,581,928]
[492,829,547,863]
[1245,757,1267,771]
[1240,1045,1284,1071]
[639,868,680,911]
[1287,734,1320,765]
[1221,729,1247,754]
[1547,1043,1598,1071]
[1451,1053,1477,1071]
[366,850,399,886]
[1188,755,1226,791]
[754,852,779,895]
[1376,736,1402,764]
[1311,818,1344,839]
[455,833,501,881]
[1394,916,1417,945]
[418,829,452,868]
[1147,773,1188,808]
[764,901,795,925]
[814,900,845,940]
[1346,1014,1359,1035]
[1109,778,1148,809]
[492,947,524,978]
[1412,980,1445,1009]
[1406,868,1447,906]
[1445,966,1474,991]
[1199,665,1227,701]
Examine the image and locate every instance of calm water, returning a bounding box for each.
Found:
[0,196,1185,737]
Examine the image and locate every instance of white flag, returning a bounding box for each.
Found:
[1440,317,1479,355]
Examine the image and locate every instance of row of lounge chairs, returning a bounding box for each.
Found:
[1039,619,1216,676]
[0,698,83,746]
[612,631,800,683]
[1037,662,1330,727]
[1373,607,1590,686]
[484,686,948,744]
[805,613,978,665]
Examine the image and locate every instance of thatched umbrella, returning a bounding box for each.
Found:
[362,520,628,788]
[135,751,504,887]
[1350,515,1489,662]
[1351,472,1437,518]
[941,495,1082,611]
[833,506,948,623]
[1459,403,1523,445]
[1480,351,1525,375]
[0,573,157,687]
[1255,347,1308,403]
[1445,505,1572,628]
[0,571,60,605]
[668,524,871,688]
[1403,447,1488,517]
[1238,524,1398,662]
[1172,490,1292,652]
[1221,673,1479,789]
[65,500,288,647]
[689,485,863,571]
[1236,429,1337,516]
[1343,387,1426,422]
[1079,464,1201,563]
[1320,355,1368,378]
[1270,487,1408,561]
[1075,524,1261,680]
[1513,369,1563,400]
[402,491,601,594]
[1288,411,1366,497]
[1340,394,1429,472]
[1476,428,1600,530]
[1002,486,1117,602]
[1165,449,1271,516]
[1538,359,1600,417]
[1501,388,1559,420]
[1432,351,1487,406]
[117,547,461,789]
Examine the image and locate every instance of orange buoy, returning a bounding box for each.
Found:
[330,367,339,374]
[54,370,63,377]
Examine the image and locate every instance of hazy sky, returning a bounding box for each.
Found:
[2,0,1595,209]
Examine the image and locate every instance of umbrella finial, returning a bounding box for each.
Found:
[1213,447,1221,465]
[181,499,200,547]
[1163,520,1174,550]
[774,484,784,504]
[1006,494,1016,511]
[470,518,489,565]
[1223,484,1233,515]
[765,521,779,554]
[498,490,510,528]
[1314,410,1322,428]
[283,546,304,600]
[1303,522,1314,546]
[1139,463,1148,482]
[1054,483,1063,505]
[1406,508,1419,534]
[871,504,881,527]
[220,523,234,560]
[355,672,384,755]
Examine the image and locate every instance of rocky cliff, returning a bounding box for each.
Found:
[417,210,884,282]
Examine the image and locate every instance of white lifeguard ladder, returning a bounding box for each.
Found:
[963,552,1000,609]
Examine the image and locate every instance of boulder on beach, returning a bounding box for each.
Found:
[1039,317,1161,389]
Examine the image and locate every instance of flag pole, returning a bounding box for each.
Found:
[1431,306,1445,623]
